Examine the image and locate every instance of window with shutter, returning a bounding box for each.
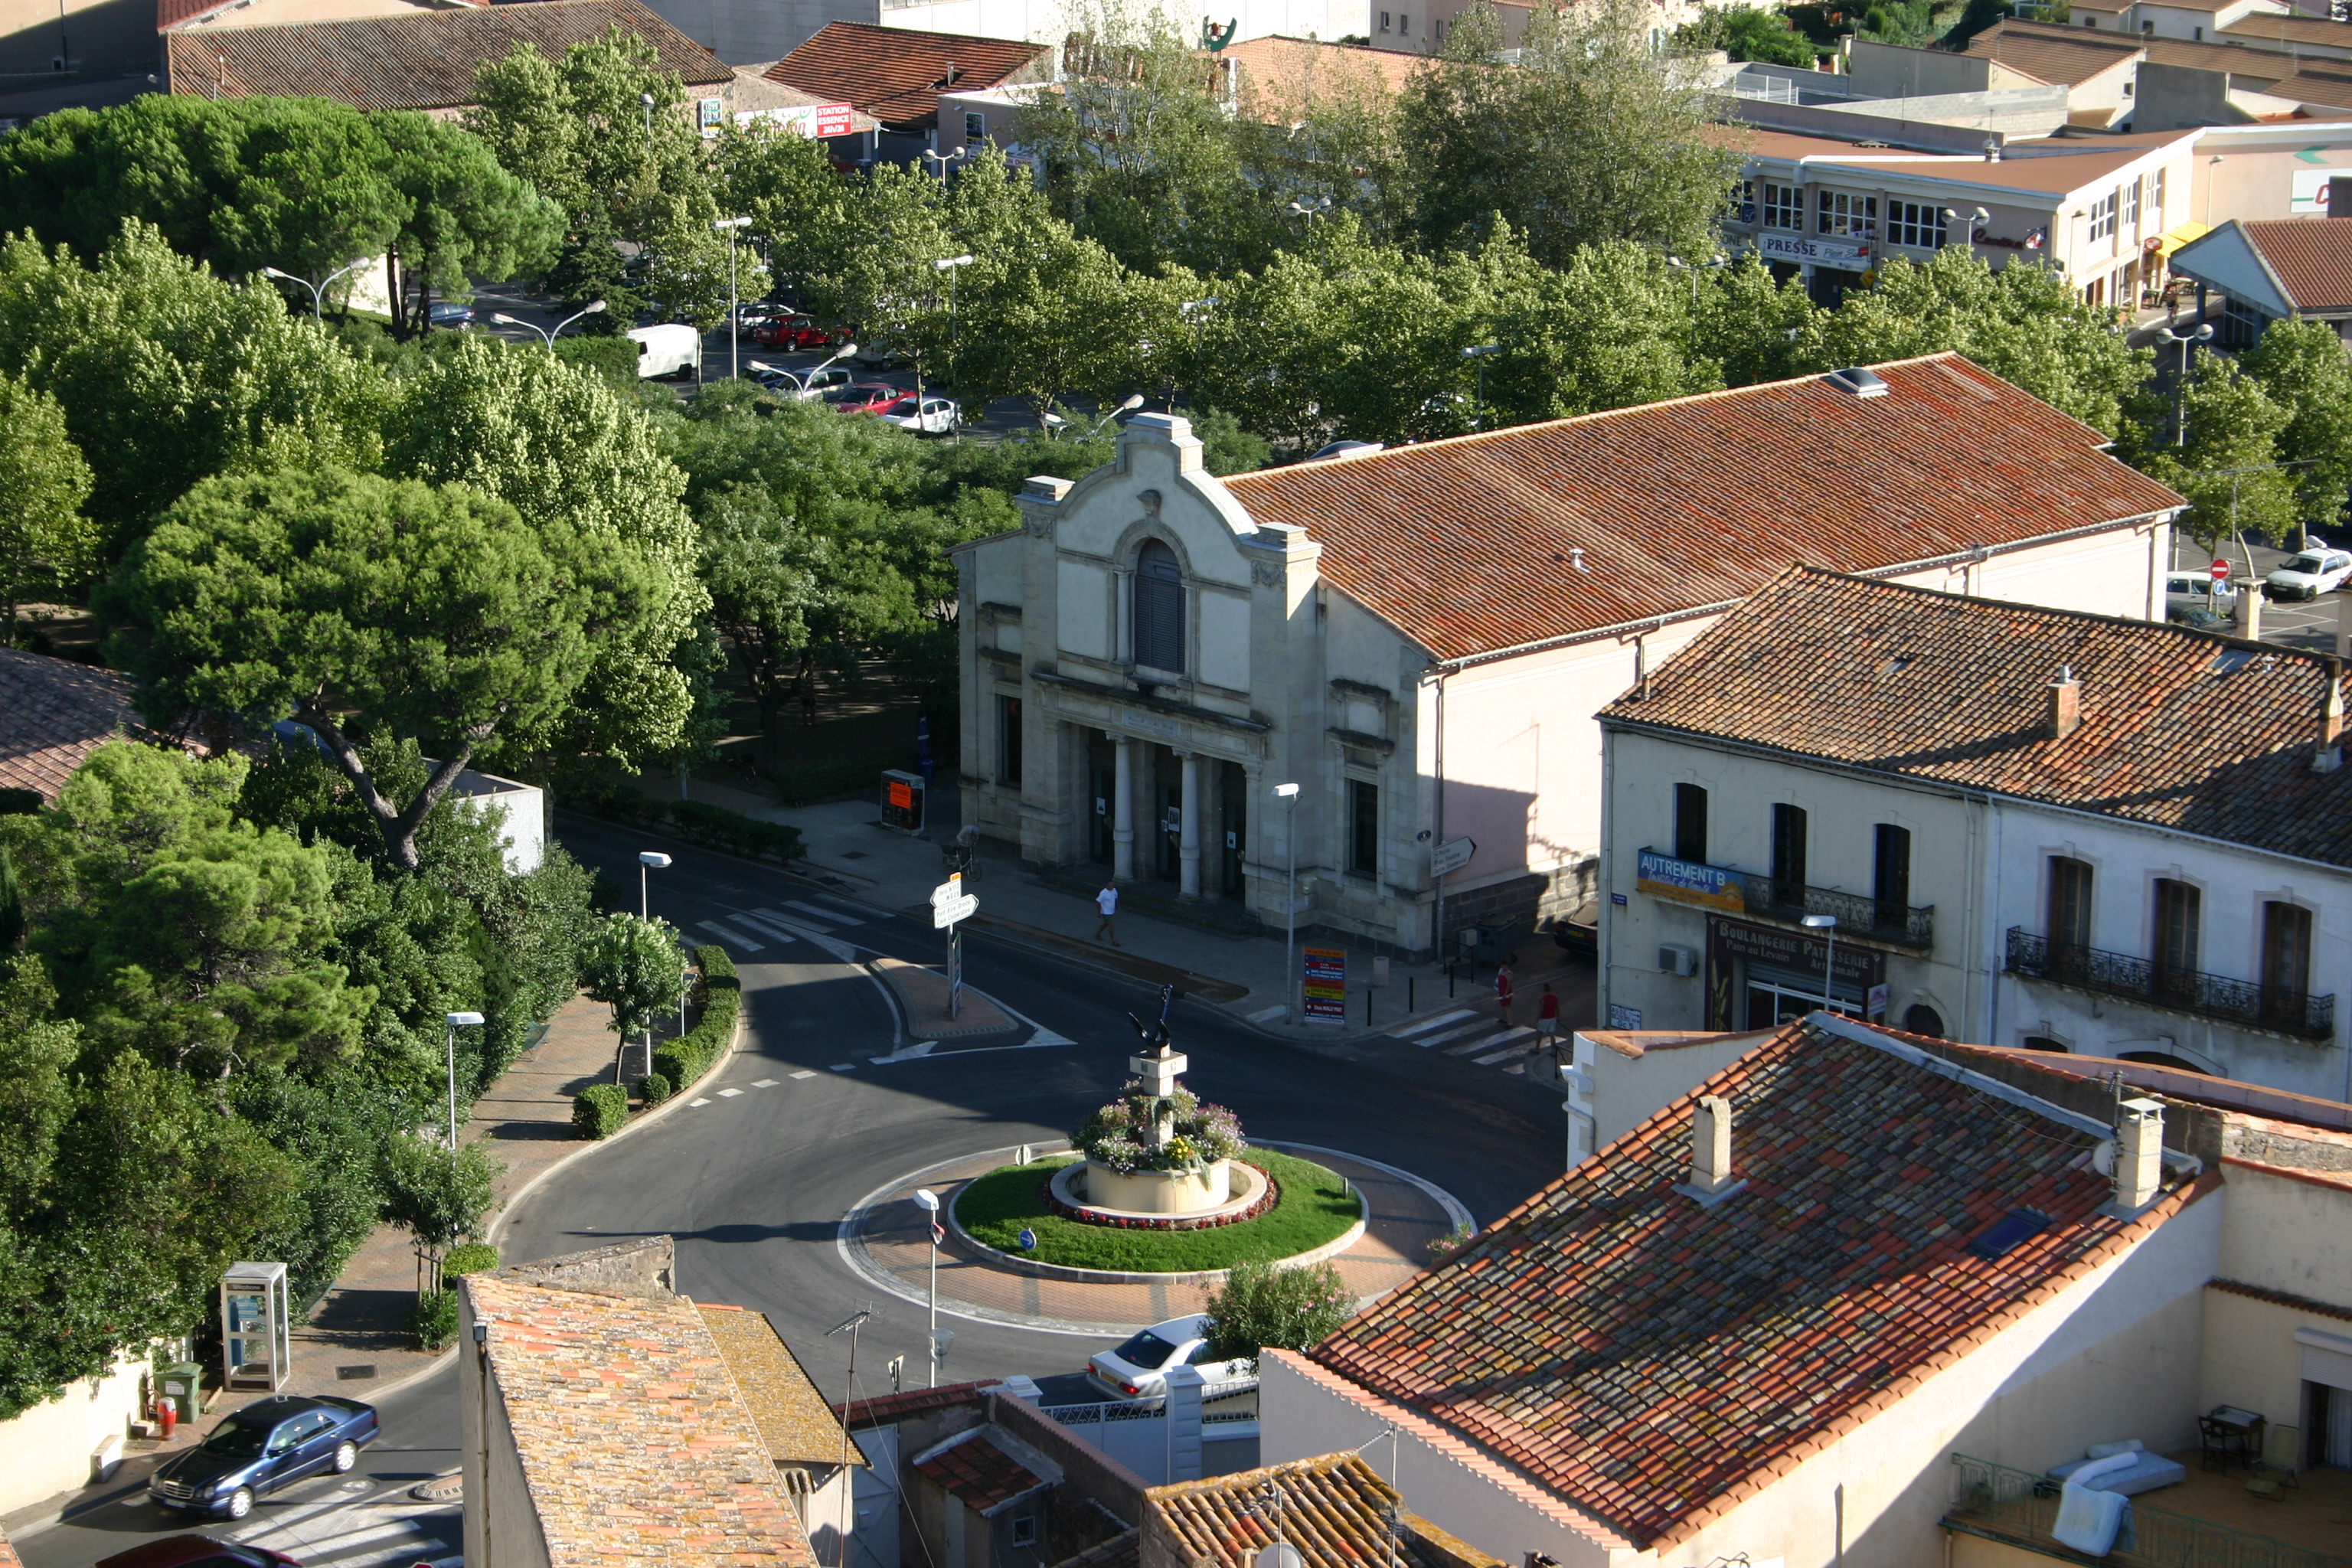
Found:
[1133,541,1185,673]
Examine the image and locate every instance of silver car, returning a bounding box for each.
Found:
[1085,1314,1255,1402]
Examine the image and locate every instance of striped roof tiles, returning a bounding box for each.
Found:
[0,648,136,804]
[1147,1455,1507,1568]
[1306,1014,2209,1550]
[764,21,1047,132]
[2239,217,2352,311]
[1217,354,2184,664]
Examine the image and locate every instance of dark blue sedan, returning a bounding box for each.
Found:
[148,1394,381,1520]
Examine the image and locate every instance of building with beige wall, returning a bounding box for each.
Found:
[1599,567,2352,1101]
[955,360,2180,960]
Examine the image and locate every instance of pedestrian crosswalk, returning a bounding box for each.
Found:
[221,1479,459,1568]
[690,897,875,963]
[1387,1008,1557,1077]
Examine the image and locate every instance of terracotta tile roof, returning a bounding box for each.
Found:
[0,1524,21,1568]
[837,1381,996,1428]
[765,22,1047,132]
[2263,64,2352,106]
[1961,20,2142,86]
[911,1428,1051,1514]
[1599,565,2352,865]
[698,1305,861,1469]
[2208,1278,2352,1323]
[0,649,135,803]
[2221,12,2352,49]
[2138,31,2293,76]
[2239,216,2352,310]
[1217,35,1420,121]
[1308,1014,2206,1549]
[165,0,730,109]
[1147,1454,1507,1568]
[1835,144,2177,195]
[466,1271,821,1568]
[1217,354,2183,664]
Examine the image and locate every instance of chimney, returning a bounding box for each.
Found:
[2318,660,2344,774]
[1690,1094,1736,1195]
[2109,1096,2165,1214]
[2047,666,2081,740]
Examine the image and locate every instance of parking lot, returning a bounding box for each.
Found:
[2174,535,2352,654]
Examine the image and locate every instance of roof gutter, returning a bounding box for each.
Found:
[1430,508,2184,673]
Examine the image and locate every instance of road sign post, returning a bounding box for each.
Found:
[931,876,977,1019]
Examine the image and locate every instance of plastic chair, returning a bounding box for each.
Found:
[2247,1424,2301,1500]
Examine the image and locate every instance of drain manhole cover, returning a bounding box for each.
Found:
[412,1475,463,1503]
[335,1364,377,1380]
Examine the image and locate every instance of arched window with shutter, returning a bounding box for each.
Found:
[1132,541,1185,673]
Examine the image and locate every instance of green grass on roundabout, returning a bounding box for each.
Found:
[952,1148,1363,1272]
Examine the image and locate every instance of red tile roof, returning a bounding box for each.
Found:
[836,1380,997,1428]
[2239,217,2352,311]
[1218,354,2184,664]
[0,649,136,804]
[765,21,1047,132]
[164,0,729,109]
[1307,1014,2206,1550]
[1601,566,2352,865]
[912,1429,1050,1514]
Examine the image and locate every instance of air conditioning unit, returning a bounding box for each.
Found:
[1657,943,1699,978]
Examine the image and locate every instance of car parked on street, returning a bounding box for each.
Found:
[878,394,959,434]
[2164,571,2237,625]
[1084,1314,1253,1402]
[426,302,474,328]
[779,365,857,401]
[148,1393,381,1520]
[98,1537,305,1568]
[749,314,839,351]
[826,382,905,415]
[2265,541,2352,601]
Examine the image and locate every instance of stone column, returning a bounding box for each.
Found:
[1112,736,1136,882]
[1177,751,1203,899]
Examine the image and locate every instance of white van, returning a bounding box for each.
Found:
[627,323,701,381]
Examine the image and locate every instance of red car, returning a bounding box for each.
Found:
[825,382,905,414]
[749,314,839,351]
[99,1537,304,1568]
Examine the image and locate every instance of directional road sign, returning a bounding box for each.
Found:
[933,894,978,928]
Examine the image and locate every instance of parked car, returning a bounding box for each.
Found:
[826,382,905,415]
[733,303,788,338]
[789,365,858,401]
[1085,1314,1253,1402]
[749,314,838,351]
[2264,541,2352,601]
[879,394,960,434]
[98,1537,305,1568]
[149,1394,381,1520]
[2164,572,2238,623]
[426,302,474,328]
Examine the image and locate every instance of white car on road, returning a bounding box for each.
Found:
[1085,1315,1254,1402]
[2265,541,2352,601]
[879,394,960,435]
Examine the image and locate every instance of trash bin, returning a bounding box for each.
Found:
[157,1361,204,1423]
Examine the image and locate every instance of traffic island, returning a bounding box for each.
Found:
[870,956,1021,1040]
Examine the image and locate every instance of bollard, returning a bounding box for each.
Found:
[1366,988,1374,1028]
[1448,962,1456,1000]
[1409,976,1416,1013]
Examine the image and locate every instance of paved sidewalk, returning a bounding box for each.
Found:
[622,769,1595,1054]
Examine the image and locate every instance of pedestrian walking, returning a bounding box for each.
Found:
[1094,880,1121,946]
[1494,963,1514,1027]
[1537,981,1560,1050]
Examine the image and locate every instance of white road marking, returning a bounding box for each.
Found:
[751,1078,779,1088]
[805,894,877,921]
[1423,1020,1499,1049]
[688,1097,712,1106]
[717,1087,743,1097]
[696,919,763,951]
[789,1070,818,1080]
[871,1041,937,1064]
[1475,1040,1540,1066]
[760,903,838,931]
[787,899,862,925]
[1393,1008,1473,1038]
[731,909,859,963]
[828,1063,856,1072]
[1449,1027,1534,1059]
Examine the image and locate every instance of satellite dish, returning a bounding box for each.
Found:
[1256,1546,1305,1568]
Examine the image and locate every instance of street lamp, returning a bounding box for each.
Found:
[1800,914,1838,1017]
[261,259,368,324]
[2158,322,2215,447]
[923,145,967,181]
[934,253,974,394]
[911,1187,946,1387]
[1460,343,1499,430]
[1940,205,1990,253]
[1273,782,1302,1021]
[714,216,751,382]
[1288,196,1332,222]
[1664,254,1726,306]
[640,91,655,145]
[638,851,671,921]
[492,298,606,349]
[444,1011,485,1149]
[1087,393,1145,439]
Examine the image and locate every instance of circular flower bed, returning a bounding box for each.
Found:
[1072,1082,1243,1174]
[1043,1161,1280,1230]
[953,1148,1361,1273]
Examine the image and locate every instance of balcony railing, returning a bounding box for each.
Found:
[2005,927,2336,1041]
[1947,1452,2352,1568]
[1636,848,1932,948]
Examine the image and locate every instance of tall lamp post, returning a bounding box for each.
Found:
[933,253,974,393]
[444,1010,485,1148]
[1940,204,1990,256]
[1801,914,1838,1017]
[491,298,606,350]
[1460,343,1499,430]
[1273,782,1302,1021]
[638,850,671,920]
[1664,254,1726,306]
[923,145,966,181]
[262,259,368,323]
[640,91,655,146]
[911,1188,945,1386]
[2158,322,2215,447]
[714,216,751,381]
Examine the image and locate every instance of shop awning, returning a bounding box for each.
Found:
[2149,221,2212,263]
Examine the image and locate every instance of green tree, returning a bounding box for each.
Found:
[101,468,634,871]
[2241,317,2352,535]
[0,223,383,556]
[1678,5,1824,64]
[0,374,94,642]
[1691,254,1820,390]
[375,113,564,340]
[580,912,683,1083]
[380,1132,501,1294]
[1200,1258,1356,1367]
[1402,0,1737,267]
[1467,234,1718,425]
[2139,357,2296,551]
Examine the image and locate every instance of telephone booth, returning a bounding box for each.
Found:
[219,1261,290,1392]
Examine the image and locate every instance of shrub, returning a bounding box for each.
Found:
[764,750,920,807]
[443,1243,500,1279]
[1200,1259,1356,1367]
[554,335,639,390]
[650,946,737,1094]
[572,1083,629,1138]
[412,1286,459,1350]
[639,1072,672,1106]
[559,779,805,861]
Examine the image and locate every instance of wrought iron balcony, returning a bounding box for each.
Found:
[1946,1452,2350,1568]
[1635,849,1932,948]
[2005,927,2336,1041]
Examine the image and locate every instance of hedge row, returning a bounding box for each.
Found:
[564,779,805,864]
[653,944,739,1096]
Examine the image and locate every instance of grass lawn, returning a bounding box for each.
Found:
[952,1148,1362,1272]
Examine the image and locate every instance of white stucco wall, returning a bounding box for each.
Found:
[0,1350,148,1514]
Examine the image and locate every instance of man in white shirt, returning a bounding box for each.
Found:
[1094,880,1120,946]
